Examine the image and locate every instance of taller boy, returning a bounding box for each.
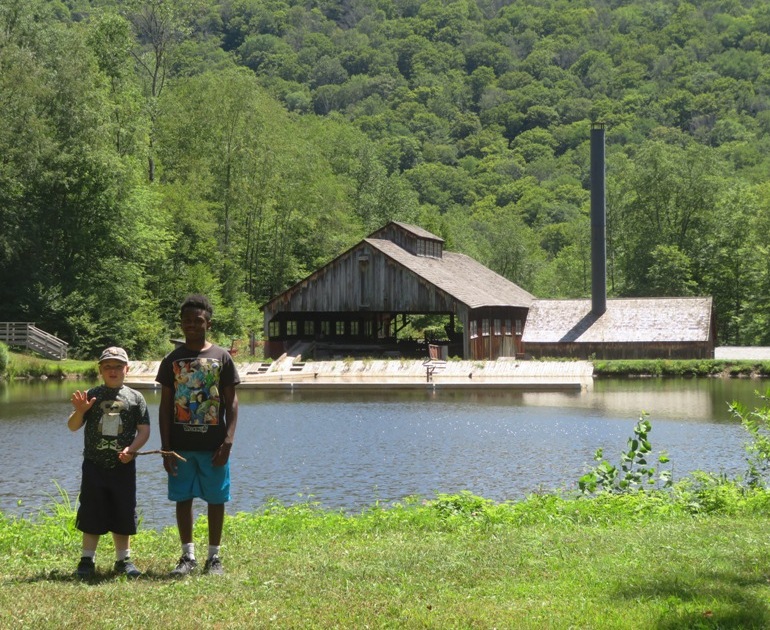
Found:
[156,294,240,575]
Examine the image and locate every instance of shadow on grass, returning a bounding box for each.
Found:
[5,569,187,585]
[614,567,770,629]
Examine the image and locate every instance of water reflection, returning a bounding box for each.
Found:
[0,378,767,530]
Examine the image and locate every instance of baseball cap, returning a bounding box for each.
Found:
[99,346,129,364]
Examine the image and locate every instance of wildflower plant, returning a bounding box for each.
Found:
[579,413,672,494]
[728,388,770,487]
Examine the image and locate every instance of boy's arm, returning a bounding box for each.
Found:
[158,384,177,473]
[212,384,238,466]
[120,424,151,463]
[158,384,174,448]
[68,390,96,431]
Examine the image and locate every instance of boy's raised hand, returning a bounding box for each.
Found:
[71,390,96,414]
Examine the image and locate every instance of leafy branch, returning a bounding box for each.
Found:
[579,413,672,495]
[728,388,770,487]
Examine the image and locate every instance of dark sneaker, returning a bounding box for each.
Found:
[75,556,95,579]
[203,555,224,575]
[170,554,197,577]
[114,558,142,578]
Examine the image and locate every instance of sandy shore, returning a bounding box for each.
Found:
[125,357,594,391]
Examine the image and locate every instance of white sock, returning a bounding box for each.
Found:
[182,543,195,559]
[116,549,130,561]
[82,549,96,560]
[208,545,220,559]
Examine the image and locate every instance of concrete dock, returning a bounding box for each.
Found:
[125,357,594,391]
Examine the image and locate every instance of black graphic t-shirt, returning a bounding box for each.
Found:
[155,344,240,451]
[82,385,150,468]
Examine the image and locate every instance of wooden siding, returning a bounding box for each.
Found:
[263,243,459,316]
[525,341,713,360]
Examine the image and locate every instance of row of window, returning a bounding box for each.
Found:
[268,318,523,339]
[269,319,372,338]
[469,319,522,339]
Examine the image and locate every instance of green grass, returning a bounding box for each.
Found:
[4,351,97,379]
[3,489,770,629]
[593,359,770,378]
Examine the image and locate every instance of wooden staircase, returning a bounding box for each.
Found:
[0,322,69,360]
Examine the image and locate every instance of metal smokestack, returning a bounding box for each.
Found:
[590,122,607,316]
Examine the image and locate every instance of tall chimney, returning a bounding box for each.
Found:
[590,122,606,316]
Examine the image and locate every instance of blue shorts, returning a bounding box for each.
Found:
[167,451,230,504]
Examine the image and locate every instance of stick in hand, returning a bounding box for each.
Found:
[131,449,187,462]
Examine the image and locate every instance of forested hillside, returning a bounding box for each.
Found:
[2,0,769,357]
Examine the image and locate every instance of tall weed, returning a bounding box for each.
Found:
[579,413,672,494]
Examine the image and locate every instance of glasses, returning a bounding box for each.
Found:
[101,364,126,371]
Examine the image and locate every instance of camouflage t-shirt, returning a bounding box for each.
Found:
[81,385,150,469]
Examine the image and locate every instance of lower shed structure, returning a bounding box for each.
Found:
[521,297,715,360]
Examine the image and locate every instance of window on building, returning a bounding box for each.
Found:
[505,319,512,336]
[482,319,490,337]
[469,320,477,339]
[286,320,297,336]
[336,321,345,335]
[304,321,314,336]
[515,319,523,335]
[350,321,359,336]
[320,321,330,336]
[268,320,280,338]
[494,319,502,335]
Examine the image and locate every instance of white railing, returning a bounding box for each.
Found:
[0,322,69,360]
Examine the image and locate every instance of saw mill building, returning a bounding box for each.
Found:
[261,221,535,361]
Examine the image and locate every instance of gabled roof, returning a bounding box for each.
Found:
[521,297,713,343]
[366,238,534,309]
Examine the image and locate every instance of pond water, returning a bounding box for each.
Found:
[1,377,768,530]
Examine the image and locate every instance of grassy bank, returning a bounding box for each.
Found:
[589,358,770,378]
[2,351,97,380]
[2,488,770,629]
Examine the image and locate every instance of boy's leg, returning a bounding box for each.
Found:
[111,533,141,578]
[170,499,198,576]
[176,499,195,544]
[75,533,99,579]
[112,532,130,559]
[197,453,229,574]
[204,503,225,575]
[83,532,100,555]
[207,503,225,546]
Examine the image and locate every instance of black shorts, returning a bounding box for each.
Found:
[76,458,138,536]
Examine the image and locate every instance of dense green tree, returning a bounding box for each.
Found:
[4,0,770,352]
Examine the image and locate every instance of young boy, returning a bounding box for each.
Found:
[68,346,151,579]
[156,294,240,576]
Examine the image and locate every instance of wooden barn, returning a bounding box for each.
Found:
[261,222,535,361]
[521,297,716,360]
